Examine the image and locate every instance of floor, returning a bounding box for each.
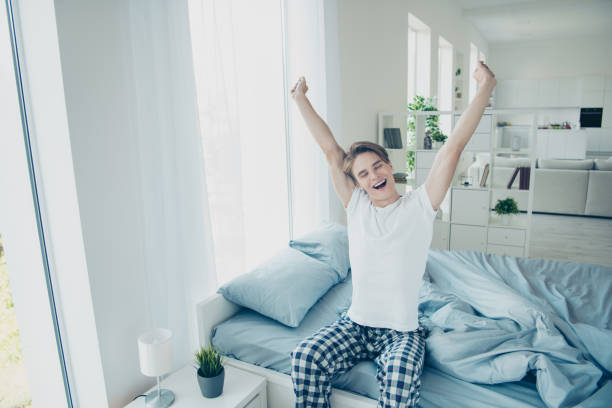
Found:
[528,213,612,268]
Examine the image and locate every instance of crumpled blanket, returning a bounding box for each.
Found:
[419,249,612,408]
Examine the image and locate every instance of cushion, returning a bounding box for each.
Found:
[537,158,593,170]
[594,159,612,171]
[494,157,531,168]
[217,247,339,327]
[289,222,350,280]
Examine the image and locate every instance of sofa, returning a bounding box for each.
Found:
[492,157,612,218]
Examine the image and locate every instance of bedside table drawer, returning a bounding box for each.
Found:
[487,244,524,257]
[451,189,489,226]
[244,394,263,408]
[488,227,525,246]
[450,224,487,252]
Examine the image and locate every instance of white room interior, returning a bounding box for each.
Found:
[1,0,611,407]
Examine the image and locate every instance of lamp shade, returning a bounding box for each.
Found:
[138,328,173,377]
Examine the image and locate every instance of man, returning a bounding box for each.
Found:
[290,62,496,407]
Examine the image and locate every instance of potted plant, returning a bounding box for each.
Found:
[431,128,447,149]
[407,95,447,150]
[194,344,225,398]
[493,197,520,225]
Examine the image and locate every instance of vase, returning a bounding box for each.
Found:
[433,141,443,149]
[197,367,225,398]
[423,134,432,150]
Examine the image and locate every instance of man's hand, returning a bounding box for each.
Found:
[291,76,308,100]
[473,61,496,89]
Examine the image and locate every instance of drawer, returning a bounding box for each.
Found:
[487,244,524,257]
[487,227,526,246]
[451,189,489,226]
[243,394,262,408]
[454,113,491,134]
[450,224,487,252]
[416,150,437,168]
[431,220,450,250]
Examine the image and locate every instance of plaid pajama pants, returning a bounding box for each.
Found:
[291,314,426,408]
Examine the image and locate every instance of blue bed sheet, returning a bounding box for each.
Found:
[212,250,612,407]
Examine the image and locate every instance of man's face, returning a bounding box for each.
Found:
[352,151,396,200]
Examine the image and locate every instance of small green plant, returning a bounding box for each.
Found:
[194,345,224,378]
[407,150,415,174]
[493,198,520,215]
[407,95,447,144]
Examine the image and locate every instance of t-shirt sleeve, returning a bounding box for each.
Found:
[345,186,362,214]
[416,184,438,221]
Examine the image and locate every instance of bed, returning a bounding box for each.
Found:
[197,249,612,408]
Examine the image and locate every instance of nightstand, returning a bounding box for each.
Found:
[125,365,267,408]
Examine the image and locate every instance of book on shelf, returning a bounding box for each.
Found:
[383,128,403,149]
[506,167,530,189]
[479,163,489,187]
[519,167,530,190]
[507,167,520,189]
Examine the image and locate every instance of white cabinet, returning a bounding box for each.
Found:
[450,224,487,251]
[579,77,607,120]
[538,79,559,107]
[516,80,538,107]
[499,78,583,108]
[558,78,580,107]
[416,150,437,168]
[537,130,586,159]
[487,227,526,247]
[454,114,491,152]
[451,188,489,226]
[432,220,450,250]
[124,365,267,408]
[415,150,437,186]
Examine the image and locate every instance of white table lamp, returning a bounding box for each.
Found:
[138,328,175,408]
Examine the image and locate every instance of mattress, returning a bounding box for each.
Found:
[211,274,545,407]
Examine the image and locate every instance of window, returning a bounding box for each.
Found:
[408,13,431,103]
[437,36,453,136]
[469,42,478,102]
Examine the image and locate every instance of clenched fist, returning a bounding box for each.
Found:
[473,61,496,88]
[291,76,308,100]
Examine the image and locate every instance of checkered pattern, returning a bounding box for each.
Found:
[291,315,426,408]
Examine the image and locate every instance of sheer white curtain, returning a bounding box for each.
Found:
[285,0,331,238]
[188,0,329,284]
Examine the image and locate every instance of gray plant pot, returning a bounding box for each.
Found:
[197,367,225,398]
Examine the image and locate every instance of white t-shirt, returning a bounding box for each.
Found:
[345,184,437,332]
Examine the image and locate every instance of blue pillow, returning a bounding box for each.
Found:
[289,222,350,280]
[217,247,340,327]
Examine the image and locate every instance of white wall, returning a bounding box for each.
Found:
[336,0,488,146]
[19,0,215,406]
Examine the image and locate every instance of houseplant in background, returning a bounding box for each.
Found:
[493,197,520,225]
[407,95,447,149]
[194,345,225,398]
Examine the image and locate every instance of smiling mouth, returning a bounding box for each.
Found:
[373,179,387,190]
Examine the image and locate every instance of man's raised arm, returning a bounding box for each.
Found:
[424,62,497,210]
[291,77,355,207]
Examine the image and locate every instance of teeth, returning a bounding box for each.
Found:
[374,180,386,188]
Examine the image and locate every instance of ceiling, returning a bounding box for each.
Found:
[456,0,612,44]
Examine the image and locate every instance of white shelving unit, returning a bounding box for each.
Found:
[377,109,538,256]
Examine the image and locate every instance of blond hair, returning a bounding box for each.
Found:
[342,141,390,184]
